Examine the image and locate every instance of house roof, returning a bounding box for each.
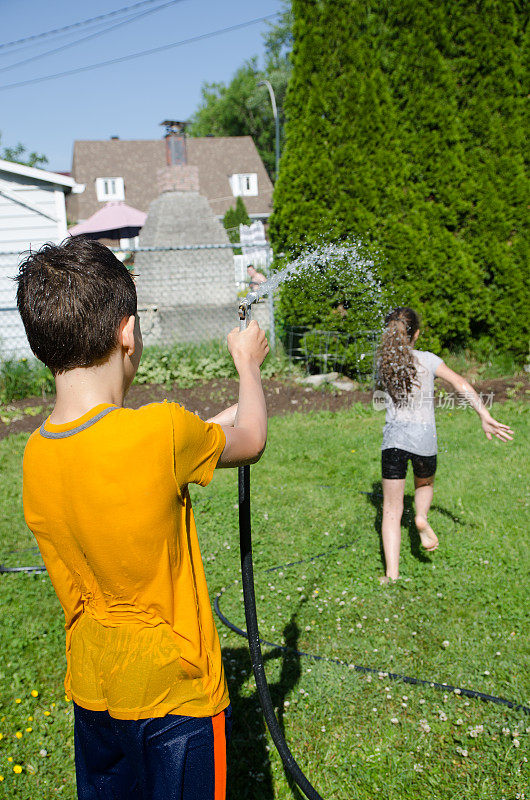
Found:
[68,136,273,223]
[0,158,79,189]
[68,201,147,236]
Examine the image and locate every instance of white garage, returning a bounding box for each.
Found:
[0,159,82,359]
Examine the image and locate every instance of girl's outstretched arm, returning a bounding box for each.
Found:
[435,363,514,442]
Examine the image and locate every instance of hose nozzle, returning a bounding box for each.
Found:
[238,291,259,329]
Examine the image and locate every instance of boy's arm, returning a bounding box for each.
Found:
[435,363,514,442]
[216,321,268,467]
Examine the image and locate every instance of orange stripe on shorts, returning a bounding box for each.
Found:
[212,709,227,800]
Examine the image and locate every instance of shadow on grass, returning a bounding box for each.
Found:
[223,616,304,800]
[365,481,465,572]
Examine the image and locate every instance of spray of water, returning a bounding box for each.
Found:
[242,239,389,321]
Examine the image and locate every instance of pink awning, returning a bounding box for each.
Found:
[69,202,147,235]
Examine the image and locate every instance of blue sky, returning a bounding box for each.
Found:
[0,0,284,172]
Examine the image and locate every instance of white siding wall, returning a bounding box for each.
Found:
[0,171,68,359]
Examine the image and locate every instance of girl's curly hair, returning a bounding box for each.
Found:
[376,307,421,406]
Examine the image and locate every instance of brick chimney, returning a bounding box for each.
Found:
[161,120,188,166]
[158,119,199,193]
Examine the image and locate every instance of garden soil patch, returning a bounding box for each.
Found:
[1,375,527,442]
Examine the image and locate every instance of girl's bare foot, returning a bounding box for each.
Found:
[415,515,439,551]
[379,575,399,585]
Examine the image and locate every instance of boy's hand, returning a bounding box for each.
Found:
[227,320,269,372]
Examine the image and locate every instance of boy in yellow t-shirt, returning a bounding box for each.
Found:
[16,237,269,800]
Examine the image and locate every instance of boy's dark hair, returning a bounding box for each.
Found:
[15,237,137,374]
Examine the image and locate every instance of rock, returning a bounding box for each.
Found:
[296,372,340,387]
[331,379,355,392]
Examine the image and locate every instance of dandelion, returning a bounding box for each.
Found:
[15,731,23,739]
[30,690,38,698]
[7,757,13,763]
[44,711,51,717]
[0,775,3,781]
[15,698,21,704]
[25,727,32,733]
[13,765,22,774]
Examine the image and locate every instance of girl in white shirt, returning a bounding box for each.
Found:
[376,307,513,583]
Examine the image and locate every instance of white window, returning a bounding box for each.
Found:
[229,173,258,197]
[95,177,125,202]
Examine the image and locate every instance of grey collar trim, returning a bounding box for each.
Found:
[39,406,118,439]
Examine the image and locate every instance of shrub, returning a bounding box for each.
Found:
[0,358,54,404]
[223,197,251,255]
[134,339,295,387]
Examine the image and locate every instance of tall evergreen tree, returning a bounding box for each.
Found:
[270,0,528,356]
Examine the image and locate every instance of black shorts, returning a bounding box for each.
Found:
[381,448,437,480]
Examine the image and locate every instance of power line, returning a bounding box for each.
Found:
[0,0,188,75]
[0,0,172,51]
[0,13,281,93]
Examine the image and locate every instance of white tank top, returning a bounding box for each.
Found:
[382,349,443,456]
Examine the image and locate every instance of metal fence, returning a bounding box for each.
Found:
[1,246,376,380]
[0,245,274,360]
[284,325,378,381]
[0,251,30,359]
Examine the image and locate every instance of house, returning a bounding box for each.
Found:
[0,159,82,358]
[67,123,274,228]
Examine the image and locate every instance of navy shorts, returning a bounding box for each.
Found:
[381,448,437,480]
[74,703,232,800]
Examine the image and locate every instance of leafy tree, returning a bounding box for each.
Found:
[0,132,48,168]
[270,0,528,358]
[223,196,251,254]
[189,2,293,179]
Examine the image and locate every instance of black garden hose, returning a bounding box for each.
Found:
[238,463,325,800]
[237,298,324,800]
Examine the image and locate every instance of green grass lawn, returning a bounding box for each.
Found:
[0,402,528,798]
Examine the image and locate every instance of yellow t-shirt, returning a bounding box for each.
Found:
[22,401,229,720]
